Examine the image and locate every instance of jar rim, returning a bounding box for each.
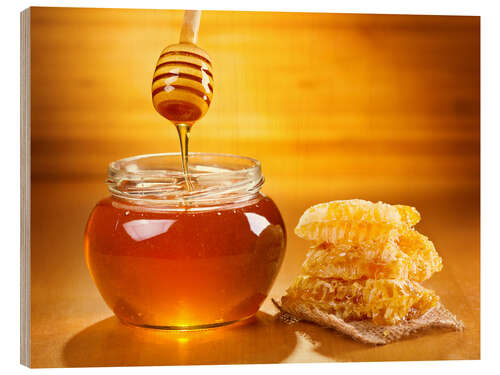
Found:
[107,152,264,207]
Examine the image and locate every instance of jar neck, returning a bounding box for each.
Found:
[110,191,264,213]
[108,179,264,209]
[106,153,264,209]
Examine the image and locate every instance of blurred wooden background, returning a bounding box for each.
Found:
[30,7,479,196]
[28,7,480,367]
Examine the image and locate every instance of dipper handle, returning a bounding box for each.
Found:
[179,10,202,44]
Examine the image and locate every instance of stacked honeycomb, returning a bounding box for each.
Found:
[281,199,443,325]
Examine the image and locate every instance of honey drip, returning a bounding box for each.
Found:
[175,123,193,190]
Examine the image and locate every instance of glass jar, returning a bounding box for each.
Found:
[84,153,286,330]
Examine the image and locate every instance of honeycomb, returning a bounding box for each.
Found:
[395,205,421,227]
[302,243,412,280]
[302,228,442,281]
[295,220,401,251]
[281,199,443,326]
[282,275,439,325]
[399,228,443,281]
[295,199,420,243]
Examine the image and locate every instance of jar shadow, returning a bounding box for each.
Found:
[62,311,297,367]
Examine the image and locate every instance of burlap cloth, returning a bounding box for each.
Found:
[272,299,463,345]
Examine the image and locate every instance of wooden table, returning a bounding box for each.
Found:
[29,181,479,367]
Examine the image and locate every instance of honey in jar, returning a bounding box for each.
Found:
[84,153,286,329]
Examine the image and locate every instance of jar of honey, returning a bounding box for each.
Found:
[84,153,286,329]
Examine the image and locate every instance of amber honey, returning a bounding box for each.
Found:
[85,189,286,329]
[155,100,203,124]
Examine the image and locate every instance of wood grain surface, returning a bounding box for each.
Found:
[28,7,480,367]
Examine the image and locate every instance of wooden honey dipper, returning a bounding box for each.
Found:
[152,10,213,189]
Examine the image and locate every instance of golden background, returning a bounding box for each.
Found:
[29,7,480,367]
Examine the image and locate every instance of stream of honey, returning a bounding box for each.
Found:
[155,98,199,190]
